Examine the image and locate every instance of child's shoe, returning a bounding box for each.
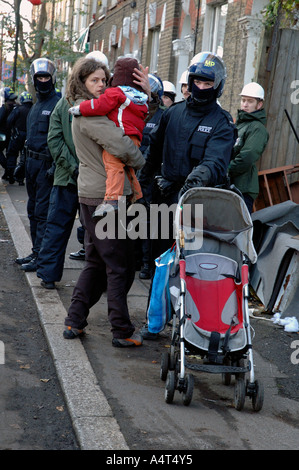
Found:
[112,332,143,348]
[63,326,84,339]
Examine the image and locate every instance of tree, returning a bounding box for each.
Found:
[263,0,299,28]
[2,0,84,96]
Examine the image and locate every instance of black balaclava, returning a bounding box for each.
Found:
[191,81,218,105]
[34,73,54,96]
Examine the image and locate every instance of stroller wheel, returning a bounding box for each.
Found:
[234,378,246,411]
[169,351,178,371]
[182,373,194,406]
[251,380,264,412]
[165,370,176,404]
[160,352,170,381]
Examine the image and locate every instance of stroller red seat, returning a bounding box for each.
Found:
[185,253,243,335]
[183,252,247,354]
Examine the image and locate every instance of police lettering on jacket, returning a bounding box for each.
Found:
[26,90,59,154]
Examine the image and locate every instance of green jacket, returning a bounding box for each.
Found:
[228,108,269,200]
[47,97,79,187]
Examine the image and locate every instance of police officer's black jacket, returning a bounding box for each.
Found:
[7,102,32,135]
[140,97,236,187]
[140,105,165,155]
[0,101,17,138]
[26,89,60,155]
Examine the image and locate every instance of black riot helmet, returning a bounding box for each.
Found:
[188,52,227,98]
[148,74,164,99]
[19,91,33,104]
[30,58,56,84]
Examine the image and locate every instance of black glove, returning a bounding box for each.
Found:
[46,163,56,182]
[138,158,156,188]
[155,176,176,197]
[14,161,25,180]
[179,165,211,198]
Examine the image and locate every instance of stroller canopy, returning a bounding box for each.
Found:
[175,187,257,264]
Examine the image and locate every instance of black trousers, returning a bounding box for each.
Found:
[6,132,26,171]
[65,203,136,339]
[25,156,53,254]
[36,184,79,283]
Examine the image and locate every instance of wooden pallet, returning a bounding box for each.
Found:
[254,165,299,212]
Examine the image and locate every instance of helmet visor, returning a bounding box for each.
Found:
[188,52,226,90]
[148,74,163,97]
[30,58,56,84]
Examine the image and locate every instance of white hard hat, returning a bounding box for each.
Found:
[179,70,189,84]
[240,82,264,100]
[162,80,176,95]
[86,51,109,68]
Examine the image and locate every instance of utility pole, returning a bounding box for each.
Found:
[49,0,56,57]
[0,16,4,82]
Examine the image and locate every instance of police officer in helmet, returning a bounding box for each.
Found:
[5,91,33,185]
[140,51,236,222]
[0,87,18,179]
[15,58,60,271]
[139,52,236,339]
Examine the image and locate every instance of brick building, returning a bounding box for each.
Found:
[87,0,269,119]
[49,0,297,173]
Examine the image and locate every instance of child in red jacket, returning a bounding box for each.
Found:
[69,57,148,218]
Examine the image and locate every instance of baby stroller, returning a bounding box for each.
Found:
[159,186,264,411]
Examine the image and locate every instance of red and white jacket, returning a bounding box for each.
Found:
[79,86,148,141]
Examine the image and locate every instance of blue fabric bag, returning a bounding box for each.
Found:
[147,245,176,333]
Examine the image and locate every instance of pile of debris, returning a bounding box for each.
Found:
[250,200,299,332]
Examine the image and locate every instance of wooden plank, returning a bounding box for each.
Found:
[267,173,289,204]
[259,29,299,170]
[266,30,290,167]
[290,182,299,204]
[276,30,292,167]
[258,164,298,175]
[286,30,299,166]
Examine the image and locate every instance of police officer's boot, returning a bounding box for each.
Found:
[1,170,8,181]
[139,263,152,280]
[6,168,15,185]
[20,256,38,272]
[15,252,35,265]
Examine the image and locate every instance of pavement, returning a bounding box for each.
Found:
[0,178,148,450]
[3,179,299,452]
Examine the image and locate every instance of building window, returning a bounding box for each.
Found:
[203,3,228,58]
[147,27,160,73]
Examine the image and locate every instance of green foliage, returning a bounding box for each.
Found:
[4,1,87,89]
[263,0,298,28]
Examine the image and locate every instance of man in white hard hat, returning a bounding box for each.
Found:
[179,70,190,100]
[228,81,269,213]
[161,80,176,107]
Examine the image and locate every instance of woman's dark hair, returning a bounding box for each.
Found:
[66,57,110,104]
